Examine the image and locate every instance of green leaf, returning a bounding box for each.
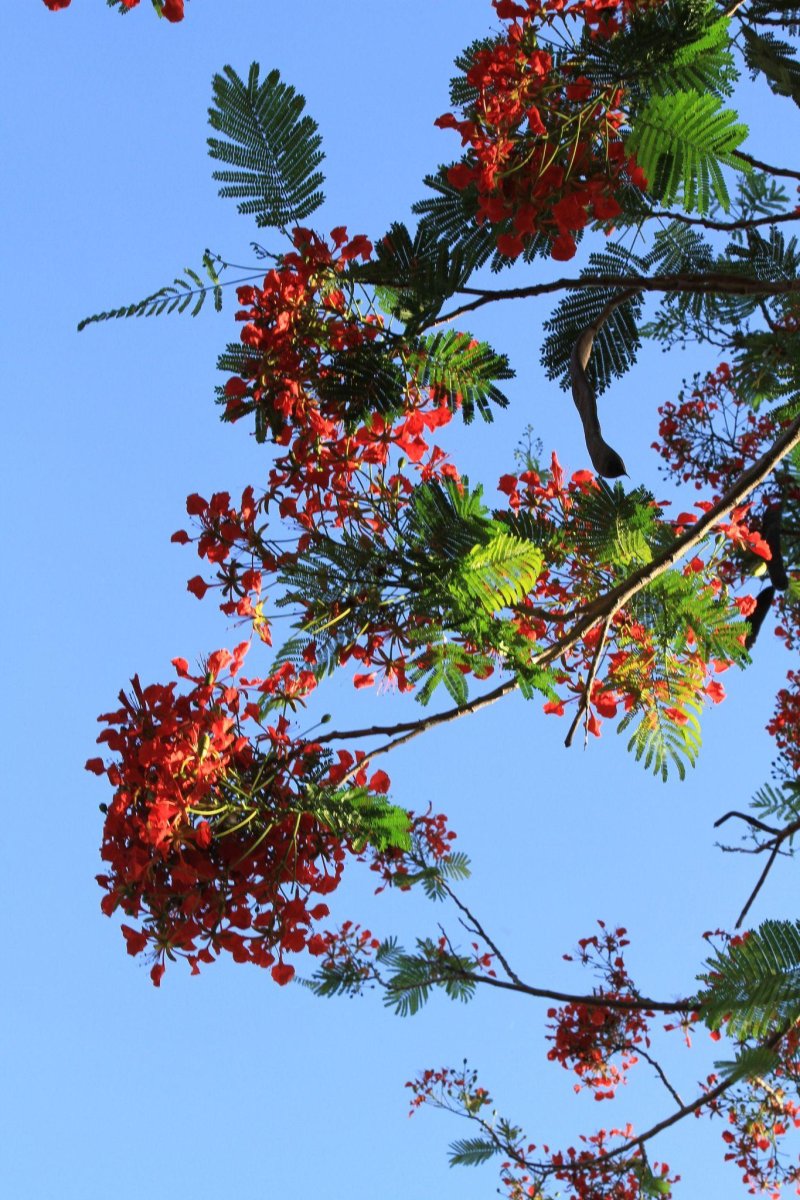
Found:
[541,244,645,394]
[699,919,800,1038]
[714,1044,781,1085]
[742,25,800,107]
[208,64,325,228]
[356,221,479,331]
[626,90,749,212]
[77,251,224,332]
[457,534,544,613]
[448,1138,498,1168]
[407,331,513,423]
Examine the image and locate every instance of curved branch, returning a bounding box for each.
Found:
[437,271,800,325]
[641,207,800,233]
[734,150,800,183]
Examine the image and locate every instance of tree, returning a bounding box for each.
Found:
[48,0,800,1195]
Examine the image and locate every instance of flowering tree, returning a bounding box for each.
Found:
[47,0,800,1195]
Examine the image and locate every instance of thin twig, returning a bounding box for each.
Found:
[448,969,695,1013]
[442,883,525,987]
[564,614,612,748]
[642,207,800,233]
[736,843,781,929]
[714,809,781,835]
[636,1046,685,1107]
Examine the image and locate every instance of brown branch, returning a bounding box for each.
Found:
[465,970,695,1013]
[436,271,800,326]
[319,676,515,746]
[734,150,800,184]
[714,809,781,835]
[643,207,800,233]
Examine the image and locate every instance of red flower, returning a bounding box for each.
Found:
[550,232,577,261]
[42,0,71,9]
[496,232,525,259]
[271,962,295,986]
[121,925,149,956]
[187,575,210,599]
[161,0,185,21]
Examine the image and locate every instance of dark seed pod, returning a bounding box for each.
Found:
[745,585,775,650]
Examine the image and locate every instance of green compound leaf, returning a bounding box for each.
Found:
[77,252,224,332]
[626,90,749,212]
[208,63,325,228]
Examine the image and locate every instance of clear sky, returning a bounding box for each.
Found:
[3,4,799,1199]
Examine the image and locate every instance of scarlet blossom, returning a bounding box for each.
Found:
[496,233,525,261]
[187,575,210,599]
[353,673,376,689]
[42,0,71,8]
[271,962,295,986]
[550,232,578,261]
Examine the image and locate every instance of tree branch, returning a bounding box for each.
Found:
[734,150,800,183]
[436,272,800,325]
[641,207,800,233]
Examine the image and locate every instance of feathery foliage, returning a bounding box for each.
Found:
[406,331,513,424]
[541,245,646,394]
[208,64,325,228]
[699,920,800,1038]
[742,24,800,108]
[77,252,223,332]
[356,221,477,331]
[626,91,748,213]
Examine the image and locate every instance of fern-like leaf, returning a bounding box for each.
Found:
[78,252,224,331]
[448,1138,499,1168]
[699,919,800,1038]
[457,534,544,613]
[743,25,800,107]
[626,91,749,212]
[407,331,513,423]
[208,64,324,228]
[357,221,478,331]
[541,245,645,393]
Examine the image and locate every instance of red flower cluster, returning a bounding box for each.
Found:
[547,925,651,1100]
[406,1064,491,1117]
[435,0,650,262]
[497,455,736,735]
[716,1030,800,1199]
[222,225,458,537]
[767,671,800,774]
[654,364,784,494]
[370,808,458,891]
[86,646,392,984]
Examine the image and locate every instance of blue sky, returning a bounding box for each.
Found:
[3,3,800,1198]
